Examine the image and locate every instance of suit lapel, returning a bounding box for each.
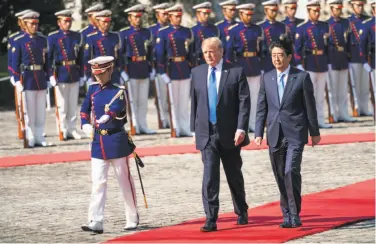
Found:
[270,70,280,107]
[217,61,229,106]
[280,67,297,107]
[202,64,209,104]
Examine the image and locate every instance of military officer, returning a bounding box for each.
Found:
[79,3,104,87]
[294,0,332,128]
[348,0,372,116]
[11,11,51,147]
[215,0,238,51]
[47,10,83,140]
[149,3,171,129]
[156,4,194,137]
[83,10,122,86]
[360,0,375,113]
[119,4,155,135]
[226,3,263,132]
[326,0,356,122]
[80,56,139,234]
[191,2,220,67]
[258,0,289,73]
[281,0,303,66]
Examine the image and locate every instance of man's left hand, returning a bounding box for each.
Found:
[311,135,321,147]
[234,130,245,146]
[96,114,110,124]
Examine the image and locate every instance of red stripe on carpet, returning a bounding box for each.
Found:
[106,179,375,243]
[0,132,374,168]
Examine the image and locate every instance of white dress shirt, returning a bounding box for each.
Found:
[276,65,291,87]
[207,58,223,93]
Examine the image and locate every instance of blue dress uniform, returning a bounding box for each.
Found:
[216,0,238,50]
[80,56,139,233]
[347,0,371,115]
[12,11,50,147]
[294,1,332,127]
[83,10,122,85]
[47,10,83,139]
[258,1,289,73]
[326,0,356,122]
[119,4,155,134]
[156,5,194,137]
[191,2,220,67]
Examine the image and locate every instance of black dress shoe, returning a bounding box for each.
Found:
[200,219,217,232]
[279,221,292,228]
[291,215,302,228]
[237,212,248,225]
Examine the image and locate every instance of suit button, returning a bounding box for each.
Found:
[279,120,281,124]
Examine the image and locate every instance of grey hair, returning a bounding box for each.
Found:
[201,37,223,51]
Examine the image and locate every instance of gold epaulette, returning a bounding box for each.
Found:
[9,31,20,38]
[87,31,98,37]
[113,83,125,89]
[362,18,372,24]
[228,23,239,31]
[297,20,308,28]
[159,25,169,32]
[147,23,157,28]
[79,26,89,33]
[120,26,130,32]
[89,82,99,86]
[14,34,25,41]
[215,20,224,26]
[48,30,59,36]
[256,20,266,25]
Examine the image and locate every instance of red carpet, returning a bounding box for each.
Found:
[0,132,374,168]
[106,179,375,243]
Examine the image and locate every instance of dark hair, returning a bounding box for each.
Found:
[269,36,293,56]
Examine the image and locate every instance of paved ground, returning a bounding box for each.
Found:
[0,99,375,243]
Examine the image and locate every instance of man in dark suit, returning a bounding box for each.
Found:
[191,37,251,232]
[255,39,321,228]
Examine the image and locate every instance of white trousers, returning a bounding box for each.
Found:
[247,76,261,131]
[170,78,191,135]
[349,63,370,114]
[55,82,79,134]
[24,90,46,143]
[88,157,138,224]
[129,78,150,131]
[328,68,351,120]
[155,74,170,127]
[307,71,327,124]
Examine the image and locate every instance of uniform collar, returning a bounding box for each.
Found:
[198,21,208,26]
[99,30,108,36]
[286,16,295,22]
[331,15,341,22]
[241,21,251,28]
[59,29,70,35]
[170,24,180,29]
[131,25,141,31]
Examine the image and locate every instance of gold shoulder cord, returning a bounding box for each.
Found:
[104,89,127,120]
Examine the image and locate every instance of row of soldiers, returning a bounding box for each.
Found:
[7,0,375,147]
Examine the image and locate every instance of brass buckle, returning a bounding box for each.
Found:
[337,46,344,52]
[100,129,108,136]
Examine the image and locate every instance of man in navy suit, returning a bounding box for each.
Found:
[255,39,321,228]
[190,37,250,232]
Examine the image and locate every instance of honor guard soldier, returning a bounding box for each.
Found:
[216,0,238,51]
[258,0,289,73]
[281,0,304,66]
[360,0,375,114]
[83,10,122,86]
[47,10,83,140]
[149,3,171,129]
[119,4,155,134]
[80,56,139,234]
[295,0,333,128]
[79,3,104,87]
[326,0,356,122]
[8,9,32,86]
[191,2,220,67]
[11,11,51,147]
[226,3,263,132]
[348,0,372,116]
[156,4,194,137]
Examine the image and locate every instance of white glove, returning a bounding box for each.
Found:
[83,75,88,82]
[87,77,94,86]
[96,114,110,124]
[161,73,171,84]
[15,82,23,92]
[328,64,332,71]
[121,71,129,83]
[82,124,93,138]
[79,77,85,87]
[150,68,156,80]
[49,76,57,87]
[119,77,124,85]
[364,63,372,73]
[297,64,305,71]
[10,76,16,86]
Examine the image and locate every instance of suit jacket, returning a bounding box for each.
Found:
[190,61,251,150]
[255,66,320,148]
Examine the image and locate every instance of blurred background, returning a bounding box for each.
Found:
[0,0,373,108]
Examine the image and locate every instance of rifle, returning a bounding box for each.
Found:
[19,90,28,148]
[367,46,375,121]
[165,61,177,137]
[153,76,163,129]
[348,69,359,117]
[124,79,138,135]
[54,86,64,141]
[325,72,335,123]
[14,87,23,139]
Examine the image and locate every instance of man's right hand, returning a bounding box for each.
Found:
[49,76,57,87]
[15,82,24,92]
[121,71,129,83]
[364,63,372,73]
[82,124,93,138]
[161,73,171,84]
[254,137,263,146]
